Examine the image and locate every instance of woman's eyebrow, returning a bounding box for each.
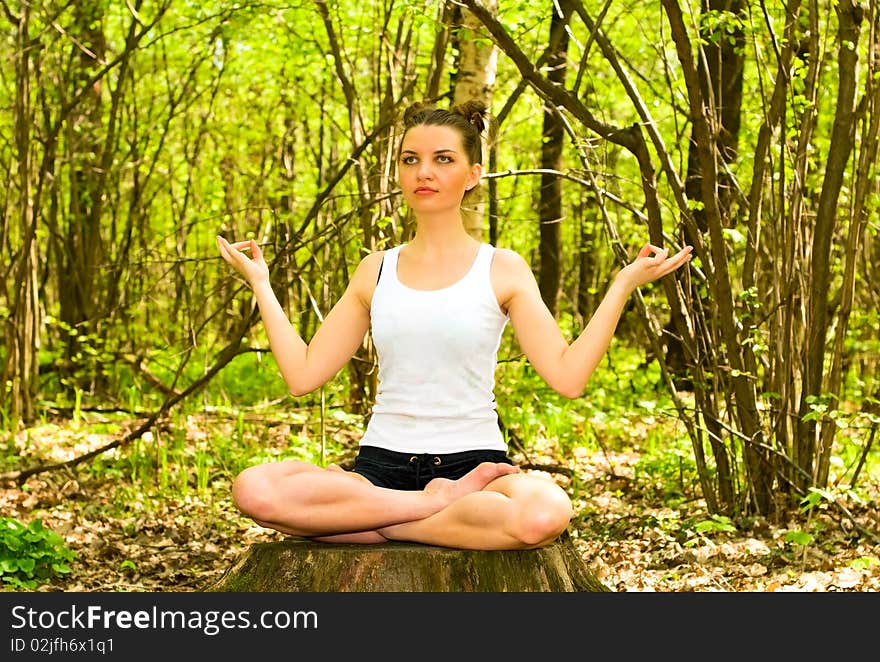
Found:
[400,148,458,155]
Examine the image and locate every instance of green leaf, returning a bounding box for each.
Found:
[784,530,813,546]
[17,557,36,574]
[848,557,879,570]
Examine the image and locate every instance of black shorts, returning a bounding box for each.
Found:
[352,445,513,491]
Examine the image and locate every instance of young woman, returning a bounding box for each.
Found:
[216,101,692,550]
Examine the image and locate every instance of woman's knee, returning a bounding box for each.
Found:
[231,461,315,522]
[231,466,272,520]
[513,483,573,547]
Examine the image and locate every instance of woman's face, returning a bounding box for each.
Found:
[397,124,481,215]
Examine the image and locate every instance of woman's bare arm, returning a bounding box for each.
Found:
[217,236,380,396]
[497,244,692,398]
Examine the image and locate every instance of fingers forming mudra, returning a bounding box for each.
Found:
[216,235,269,286]
[622,243,693,289]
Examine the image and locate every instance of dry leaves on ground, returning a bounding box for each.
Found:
[2,418,878,593]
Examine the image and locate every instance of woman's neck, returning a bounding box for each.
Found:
[408,212,479,257]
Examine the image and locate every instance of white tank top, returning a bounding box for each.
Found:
[360,243,509,453]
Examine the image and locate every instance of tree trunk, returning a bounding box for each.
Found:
[818,7,880,487]
[452,2,498,241]
[683,0,746,233]
[210,535,610,592]
[796,0,863,489]
[537,0,572,317]
[2,4,40,426]
[663,0,771,515]
[58,0,108,393]
[576,196,599,325]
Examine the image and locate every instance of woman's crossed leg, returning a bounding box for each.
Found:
[231,460,572,550]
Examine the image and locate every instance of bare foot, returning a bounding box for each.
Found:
[424,462,520,504]
[313,530,389,544]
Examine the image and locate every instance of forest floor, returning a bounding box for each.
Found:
[2,413,879,593]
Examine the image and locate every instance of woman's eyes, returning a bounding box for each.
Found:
[401,155,453,165]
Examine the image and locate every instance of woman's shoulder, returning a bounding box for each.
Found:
[358,248,388,267]
[349,249,389,310]
[490,245,531,276]
[489,246,535,313]
[351,250,387,284]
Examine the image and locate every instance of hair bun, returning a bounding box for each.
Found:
[452,100,488,134]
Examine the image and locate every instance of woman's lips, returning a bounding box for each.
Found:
[414,187,437,194]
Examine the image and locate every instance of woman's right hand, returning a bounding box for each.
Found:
[216,235,270,288]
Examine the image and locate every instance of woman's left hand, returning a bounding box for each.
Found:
[615,243,693,292]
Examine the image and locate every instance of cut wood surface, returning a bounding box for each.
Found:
[210,535,611,592]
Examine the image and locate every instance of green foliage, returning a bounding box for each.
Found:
[682,514,738,548]
[0,517,77,590]
[784,530,814,547]
[799,487,837,513]
[633,428,699,507]
[848,556,879,570]
[495,361,593,459]
[693,515,737,535]
[206,352,290,407]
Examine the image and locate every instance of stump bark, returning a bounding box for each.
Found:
[210,535,610,592]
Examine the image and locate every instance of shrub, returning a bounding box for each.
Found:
[0,517,77,590]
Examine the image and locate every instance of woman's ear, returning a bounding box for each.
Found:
[467,163,483,191]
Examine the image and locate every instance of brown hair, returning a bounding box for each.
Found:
[400,100,490,165]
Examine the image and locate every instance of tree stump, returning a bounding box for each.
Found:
[210,534,610,592]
